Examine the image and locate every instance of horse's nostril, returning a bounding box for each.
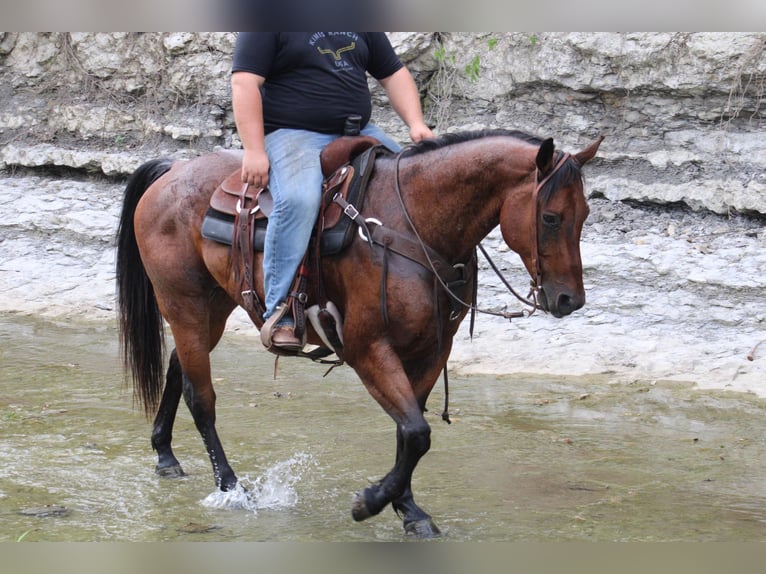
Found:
[555,292,585,316]
[557,293,575,316]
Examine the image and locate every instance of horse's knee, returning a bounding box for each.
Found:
[401,420,431,458]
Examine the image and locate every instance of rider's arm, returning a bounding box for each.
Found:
[378,67,434,143]
[231,71,270,187]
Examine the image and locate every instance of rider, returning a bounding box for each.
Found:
[231,32,434,352]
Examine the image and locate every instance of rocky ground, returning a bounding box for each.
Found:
[1,173,764,396]
[451,195,766,397]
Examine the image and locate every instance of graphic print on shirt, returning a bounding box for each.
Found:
[317,42,356,60]
[309,32,360,72]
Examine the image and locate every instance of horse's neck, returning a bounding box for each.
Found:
[392,144,533,260]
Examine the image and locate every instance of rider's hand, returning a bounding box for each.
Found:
[241,148,270,188]
[409,122,435,143]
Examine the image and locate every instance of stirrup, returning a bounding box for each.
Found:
[260,303,290,349]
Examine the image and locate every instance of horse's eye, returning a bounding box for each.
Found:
[542,212,561,228]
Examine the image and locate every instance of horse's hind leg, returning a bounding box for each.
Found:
[180,365,237,491]
[154,288,238,491]
[175,299,239,491]
[151,349,185,478]
[149,337,237,490]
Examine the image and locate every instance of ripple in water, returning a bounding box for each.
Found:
[200,452,315,513]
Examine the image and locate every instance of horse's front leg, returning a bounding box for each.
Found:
[348,342,440,537]
[391,426,441,537]
[390,358,449,537]
[350,417,432,528]
[151,348,185,478]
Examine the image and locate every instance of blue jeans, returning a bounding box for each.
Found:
[262,123,401,321]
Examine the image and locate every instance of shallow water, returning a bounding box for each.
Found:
[1,313,766,541]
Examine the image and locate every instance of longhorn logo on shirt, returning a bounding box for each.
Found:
[316,42,356,61]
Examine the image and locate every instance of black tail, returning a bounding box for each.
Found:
[116,158,174,416]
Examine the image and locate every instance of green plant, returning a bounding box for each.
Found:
[433,45,455,66]
[426,35,459,132]
[464,55,481,83]
[426,33,497,130]
[16,529,36,542]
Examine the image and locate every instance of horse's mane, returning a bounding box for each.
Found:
[400,128,583,202]
[402,129,545,157]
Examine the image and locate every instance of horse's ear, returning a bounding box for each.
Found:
[536,138,555,172]
[574,134,605,166]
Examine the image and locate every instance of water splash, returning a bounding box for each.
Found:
[200,452,316,513]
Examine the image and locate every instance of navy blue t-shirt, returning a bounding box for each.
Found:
[232,32,403,135]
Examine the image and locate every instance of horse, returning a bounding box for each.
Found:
[116,129,603,538]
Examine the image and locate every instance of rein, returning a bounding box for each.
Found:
[387,145,574,424]
[392,147,525,322]
[392,147,574,322]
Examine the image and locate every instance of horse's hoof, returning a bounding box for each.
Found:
[351,490,373,522]
[404,518,441,538]
[155,464,186,479]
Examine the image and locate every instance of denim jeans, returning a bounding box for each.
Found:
[262,123,401,321]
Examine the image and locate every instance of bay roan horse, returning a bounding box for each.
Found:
[116,129,603,538]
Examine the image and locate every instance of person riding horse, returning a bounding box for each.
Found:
[231,32,434,352]
[117,127,603,537]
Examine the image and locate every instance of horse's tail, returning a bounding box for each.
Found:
[116,158,174,417]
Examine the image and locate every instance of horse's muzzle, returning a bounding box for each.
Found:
[539,287,585,318]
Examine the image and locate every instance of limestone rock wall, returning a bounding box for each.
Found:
[1,32,764,214]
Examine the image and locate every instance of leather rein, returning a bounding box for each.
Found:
[392,146,574,322]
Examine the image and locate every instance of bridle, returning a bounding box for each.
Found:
[393,146,575,322]
[525,151,574,312]
[391,146,577,424]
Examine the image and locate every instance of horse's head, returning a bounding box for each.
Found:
[500,135,604,318]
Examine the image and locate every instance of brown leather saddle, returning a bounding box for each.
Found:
[200,136,385,360]
[201,135,477,363]
[201,135,384,255]
[207,134,381,218]
[209,175,273,218]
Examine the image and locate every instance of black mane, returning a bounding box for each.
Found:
[399,128,583,202]
[402,128,545,157]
